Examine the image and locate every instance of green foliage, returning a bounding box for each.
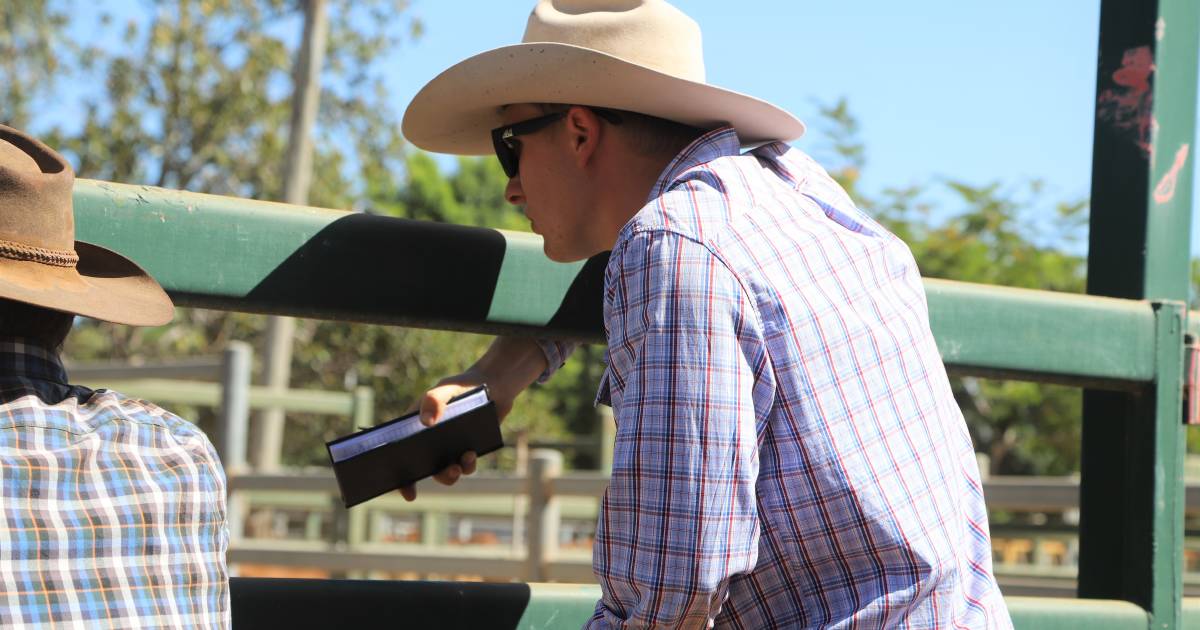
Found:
[5,4,1129,476]
[810,98,865,195]
[819,99,1090,475]
[370,151,527,230]
[38,0,413,205]
[4,0,596,470]
[1191,258,1200,309]
[0,1,73,129]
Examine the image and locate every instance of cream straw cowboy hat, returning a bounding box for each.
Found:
[402,0,805,155]
[0,124,174,326]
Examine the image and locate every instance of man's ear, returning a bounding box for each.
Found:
[563,105,602,168]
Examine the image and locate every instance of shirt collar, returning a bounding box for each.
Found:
[647,126,742,203]
[0,338,69,385]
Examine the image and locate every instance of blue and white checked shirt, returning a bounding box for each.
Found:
[0,339,230,628]
[540,128,1011,628]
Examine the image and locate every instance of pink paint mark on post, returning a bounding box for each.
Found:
[1097,46,1155,155]
[1153,143,1190,204]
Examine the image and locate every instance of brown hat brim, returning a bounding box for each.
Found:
[0,241,174,326]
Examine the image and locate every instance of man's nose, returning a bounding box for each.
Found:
[505,175,525,206]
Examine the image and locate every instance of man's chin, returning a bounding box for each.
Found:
[542,243,588,263]
[543,250,582,263]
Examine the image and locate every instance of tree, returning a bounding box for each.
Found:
[2,3,1117,476]
[3,0,607,470]
[817,98,1090,475]
[0,1,72,130]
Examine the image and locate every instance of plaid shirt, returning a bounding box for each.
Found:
[0,339,229,628]
[540,128,1010,628]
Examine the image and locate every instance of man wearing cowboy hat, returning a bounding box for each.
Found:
[404,1,1011,627]
[0,125,229,628]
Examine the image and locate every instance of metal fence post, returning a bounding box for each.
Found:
[512,430,529,555]
[219,341,252,556]
[598,406,615,473]
[526,449,563,582]
[350,385,373,430]
[1079,1,1198,625]
[327,386,372,579]
[218,341,252,473]
[329,494,351,579]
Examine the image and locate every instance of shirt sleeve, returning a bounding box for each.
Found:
[534,339,579,383]
[586,231,763,629]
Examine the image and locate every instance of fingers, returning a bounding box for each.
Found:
[398,450,479,502]
[461,451,477,476]
[433,464,462,485]
[430,452,478,487]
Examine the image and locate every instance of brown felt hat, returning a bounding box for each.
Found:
[0,124,174,326]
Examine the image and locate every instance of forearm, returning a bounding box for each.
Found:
[468,336,550,404]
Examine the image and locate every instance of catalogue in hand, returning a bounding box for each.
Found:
[326,385,502,508]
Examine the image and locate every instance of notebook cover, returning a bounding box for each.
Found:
[326,396,503,508]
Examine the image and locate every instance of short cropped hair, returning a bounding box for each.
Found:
[0,298,74,350]
[536,103,708,159]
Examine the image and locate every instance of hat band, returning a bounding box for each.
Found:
[0,238,79,268]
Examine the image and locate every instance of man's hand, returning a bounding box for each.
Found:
[399,336,548,501]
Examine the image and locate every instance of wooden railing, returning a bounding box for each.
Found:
[224,455,1200,596]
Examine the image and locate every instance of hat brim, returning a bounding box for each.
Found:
[0,241,174,326]
[402,42,805,155]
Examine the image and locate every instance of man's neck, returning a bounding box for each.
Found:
[596,149,680,247]
[0,337,68,385]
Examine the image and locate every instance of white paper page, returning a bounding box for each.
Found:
[329,388,490,463]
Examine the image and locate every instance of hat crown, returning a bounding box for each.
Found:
[0,126,76,255]
[523,0,705,82]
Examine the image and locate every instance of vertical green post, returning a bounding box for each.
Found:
[351,386,374,430]
[1079,0,1198,627]
[598,406,615,473]
[1153,302,1187,623]
[345,388,372,579]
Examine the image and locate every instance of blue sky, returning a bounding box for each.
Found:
[394,1,1200,258]
[391,1,1104,232]
[51,1,1198,256]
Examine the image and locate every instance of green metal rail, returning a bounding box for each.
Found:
[71,179,1193,628]
[227,578,1194,629]
[513,592,1171,629]
[79,377,371,417]
[74,178,1161,389]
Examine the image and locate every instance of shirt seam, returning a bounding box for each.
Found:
[0,396,219,452]
[613,224,771,358]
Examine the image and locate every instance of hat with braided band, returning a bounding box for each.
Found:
[0,124,173,326]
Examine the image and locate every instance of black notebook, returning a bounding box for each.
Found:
[326,385,503,508]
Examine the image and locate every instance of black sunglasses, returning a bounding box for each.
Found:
[490,108,623,178]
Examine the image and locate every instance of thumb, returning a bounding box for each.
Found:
[419,390,447,427]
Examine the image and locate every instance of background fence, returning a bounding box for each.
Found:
[225,451,1200,598]
[67,338,1200,598]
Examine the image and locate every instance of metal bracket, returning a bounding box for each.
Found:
[1185,334,1199,425]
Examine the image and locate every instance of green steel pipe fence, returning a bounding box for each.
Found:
[1079,1,1199,628]
[72,180,602,341]
[73,179,1160,390]
[72,177,1195,628]
[230,579,1200,629]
